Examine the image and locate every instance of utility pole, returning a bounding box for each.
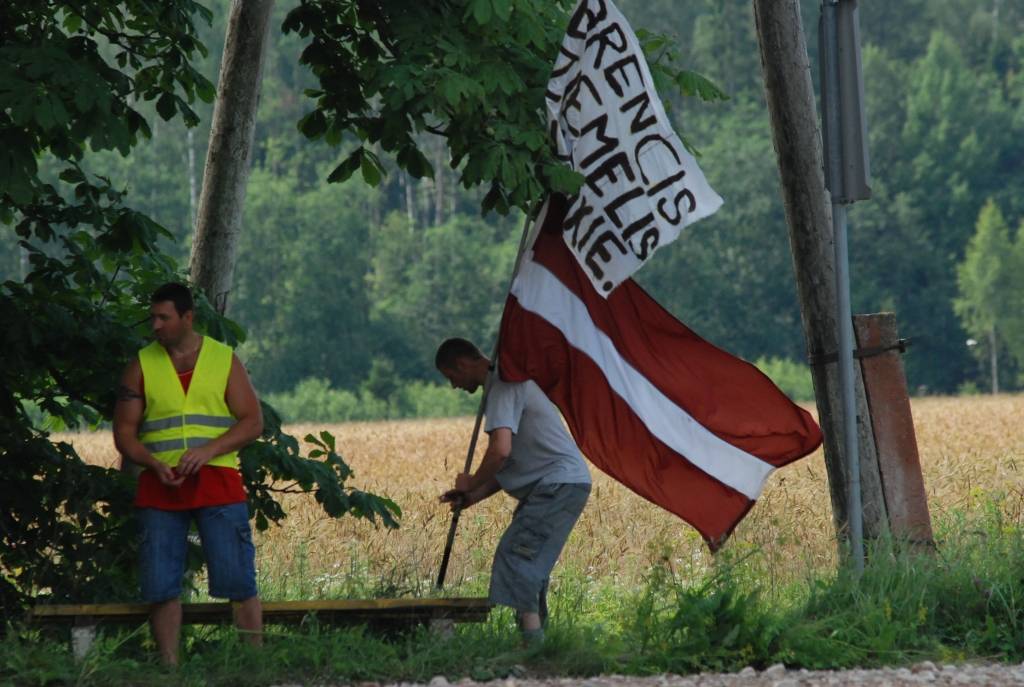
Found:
[753,0,882,568]
[989,326,999,394]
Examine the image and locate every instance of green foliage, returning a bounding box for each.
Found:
[0,1,399,615]
[243,409,401,530]
[8,505,1024,683]
[851,27,1021,391]
[264,377,479,423]
[283,0,726,215]
[1002,222,1024,382]
[6,0,1024,405]
[367,213,521,377]
[283,0,574,214]
[685,1,761,100]
[953,200,1017,388]
[782,513,1024,667]
[394,381,482,419]
[0,631,76,686]
[619,558,783,673]
[755,357,815,402]
[636,26,729,105]
[957,380,982,396]
[0,0,218,613]
[264,378,388,423]
[955,200,1024,388]
[634,98,804,362]
[954,200,1011,333]
[232,168,378,392]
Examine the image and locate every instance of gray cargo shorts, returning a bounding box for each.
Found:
[489,481,591,616]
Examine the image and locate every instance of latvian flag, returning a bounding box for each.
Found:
[499,196,823,549]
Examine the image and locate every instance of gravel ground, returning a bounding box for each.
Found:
[453,663,1024,685]
[282,662,1024,687]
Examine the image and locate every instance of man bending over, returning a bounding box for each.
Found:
[436,337,591,645]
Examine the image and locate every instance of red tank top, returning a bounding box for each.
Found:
[133,367,247,510]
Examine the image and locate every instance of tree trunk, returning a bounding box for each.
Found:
[433,136,446,226]
[187,128,197,229]
[189,0,275,314]
[990,325,999,394]
[402,173,416,229]
[992,0,1001,47]
[752,0,887,541]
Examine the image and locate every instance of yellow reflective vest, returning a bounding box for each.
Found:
[137,336,238,470]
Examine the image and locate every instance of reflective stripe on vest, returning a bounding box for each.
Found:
[137,336,239,470]
[140,414,235,433]
[143,437,215,453]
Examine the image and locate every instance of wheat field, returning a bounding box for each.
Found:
[66,395,1024,599]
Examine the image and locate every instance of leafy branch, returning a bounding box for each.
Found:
[285,0,728,215]
[242,403,402,532]
[1,0,402,613]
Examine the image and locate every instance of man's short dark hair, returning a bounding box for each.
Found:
[151,282,194,316]
[435,337,484,370]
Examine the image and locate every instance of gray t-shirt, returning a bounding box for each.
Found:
[484,374,591,500]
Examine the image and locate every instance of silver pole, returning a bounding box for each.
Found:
[833,201,863,571]
[822,0,864,572]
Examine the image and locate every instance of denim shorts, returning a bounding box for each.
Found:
[137,502,258,603]
[489,482,590,615]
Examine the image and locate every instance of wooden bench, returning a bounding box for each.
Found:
[30,598,492,659]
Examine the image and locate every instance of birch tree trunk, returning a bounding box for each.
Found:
[189,0,275,313]
[753,0,887,541]
[433,136,446,226]
[187,128,197,229]
[402,173,416,229]
[990,325,999,394]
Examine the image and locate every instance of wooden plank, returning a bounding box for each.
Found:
[30,598,491,627]
[32,604,152,618]
[853,313,934,545]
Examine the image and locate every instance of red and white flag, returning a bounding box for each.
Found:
[499,197,823,549]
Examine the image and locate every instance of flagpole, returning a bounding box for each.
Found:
[435,203,542,590]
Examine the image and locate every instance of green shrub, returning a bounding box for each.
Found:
[755,356,815,402]
[264,378,388,423]
[393,381,480,418]
[957,380,982,395]
[265,377,479,422]
[7,504,1024,683]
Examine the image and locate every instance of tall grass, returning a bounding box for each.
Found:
[6,505,1024,685]
[7,395,1022,684]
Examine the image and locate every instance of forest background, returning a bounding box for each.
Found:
[6,0,1024,423]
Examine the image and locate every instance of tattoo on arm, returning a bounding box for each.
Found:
[117,384,142,402]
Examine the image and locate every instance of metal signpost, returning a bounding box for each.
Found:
[819,0,871,571]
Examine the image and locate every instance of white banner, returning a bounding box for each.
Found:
[546,0,723,296]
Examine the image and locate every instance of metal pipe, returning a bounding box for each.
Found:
[833,201,863,571]
[822,0,864,572]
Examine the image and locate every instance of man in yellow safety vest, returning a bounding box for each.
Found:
[113,282,263,666]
